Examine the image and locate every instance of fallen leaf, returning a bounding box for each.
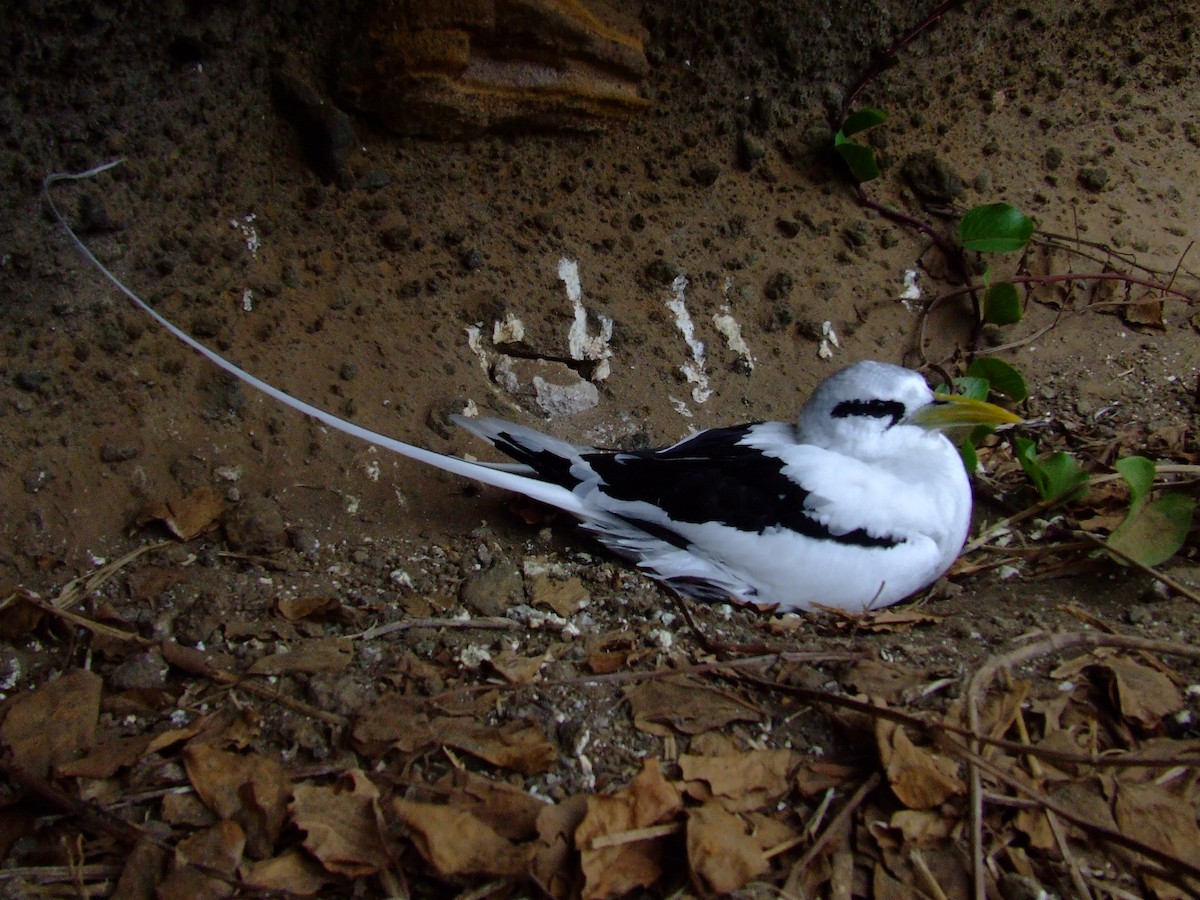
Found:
[1123,293,1165,329]
[126,565,188,603]
[436,769,549,842]
[844,659,929,704]
[0,669,101,779]
[276,595,351,622]
[878,722,964,810]
[679,749,794,811]
[157,820,245,900]
[1114,781,1200,899]
[394,798,529,877]
[794,761,859,798]
[183,745,290,858]
[1088,656,1183,730]
[242,848,332,896]
[486,648,548,684]
[290,770,392,877]
[351,694,433,756]
[624,676,762,737]
[686,802,770,893]
[137,486,224,541]
[0,591,44,640]
[432,716,557,774]
[247,638,353,675]
[576,760,683,899]
[527,572,590,616]
[531,794,589,900]
[57,733,153,778]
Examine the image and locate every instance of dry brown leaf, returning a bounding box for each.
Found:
[0,668,101,779]
[888,809,955,845]
[576,760,683,899]
[247,638,353,676]
[57,733,153,778]
[1088,656,1183,730]
[794,761,859,798]
[351,694,434,756]
[1123,292,1165,329]
[0,592,44,640]
[686,802,770,894]
[394,798,530,878]
[241,848,332,896]
[162,791,218,828]
[679,749,794,812]
[878,722,964,810]
[183,745,291,858]
[844,659,929,704]
[436,769,549,842]
[487,648,548,684]
[111,835,167,900]
[1114,781,1200,899]
[531,794,589,900]
[137,486,224,541]
[624,675,762,737]
[276,595,343,621]
[126,565,188,603]
[290,769,392,878]
[527,572,590,616]
[432,716,557,774]
[157,820,246,900]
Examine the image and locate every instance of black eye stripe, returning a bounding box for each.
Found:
[830,399,907,426]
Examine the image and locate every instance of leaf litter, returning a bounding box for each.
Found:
[3,527,1200,900]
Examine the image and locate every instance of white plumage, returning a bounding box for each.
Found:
[444,362,1017,612]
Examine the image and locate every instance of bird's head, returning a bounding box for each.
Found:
[797,361,1020,454]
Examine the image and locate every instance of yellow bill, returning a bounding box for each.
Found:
[907,393,1022,430]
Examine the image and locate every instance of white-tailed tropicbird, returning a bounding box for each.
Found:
[47,163,1020,613]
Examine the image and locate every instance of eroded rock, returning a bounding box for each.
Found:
[337,0,649,137]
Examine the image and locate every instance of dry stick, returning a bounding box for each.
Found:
[956,741,1200,894]
[782,772,881,897]
[965,631,1200,900]
[1015,708,1092,900]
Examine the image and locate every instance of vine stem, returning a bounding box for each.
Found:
[835,0,965,128]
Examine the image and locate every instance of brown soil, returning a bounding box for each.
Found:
[1,2,1198,897]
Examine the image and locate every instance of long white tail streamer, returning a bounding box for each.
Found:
[42,160,589,516]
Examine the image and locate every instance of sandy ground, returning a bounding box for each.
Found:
[1,1,1198,896]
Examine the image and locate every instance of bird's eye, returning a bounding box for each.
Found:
[830,399,906,427]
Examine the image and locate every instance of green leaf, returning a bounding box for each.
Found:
[839,107,887,138]
[952,376,991,402]
[959,203,1034,253]
[1107,493,1196,568]
[983,281,1023,325]
[1115,456,1155,506]
[1014,437,1088,504]
[957,438,979,473]
[834,142,881,183]
[967,358,1028,402]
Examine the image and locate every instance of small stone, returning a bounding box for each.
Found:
[691,161,721,187]
[13,371,47,392]
[900,150,965,203]
[1078,166,1109,191]
[737,131,765,170]
[100,443,140,463]
[763,270,794,301]
[459,564,524,617]
[223,495,287,553]
[109,649,170,692]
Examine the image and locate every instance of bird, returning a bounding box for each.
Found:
[45,166,1018,613]
[443,361,1019,612]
